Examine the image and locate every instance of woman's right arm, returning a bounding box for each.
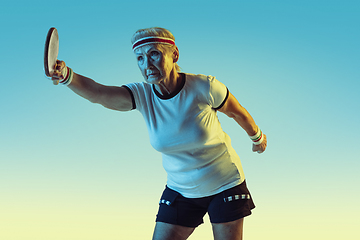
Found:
[52,61,134,112]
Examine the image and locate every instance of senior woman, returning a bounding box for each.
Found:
[51,27,267,240]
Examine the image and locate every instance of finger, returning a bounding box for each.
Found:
[51,70,63,80]
[253,143,266,154]
[56,60,65,65]
[55,60,65,71]
[58,60,65,65]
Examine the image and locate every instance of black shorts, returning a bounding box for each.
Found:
[155,180,255,228]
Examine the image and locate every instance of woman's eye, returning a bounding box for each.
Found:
[151,51,160,57]
[137,56,143,61]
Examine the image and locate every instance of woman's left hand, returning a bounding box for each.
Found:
[252,133,267,154]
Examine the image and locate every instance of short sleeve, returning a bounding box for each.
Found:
[208,75,229,109]
[123,82,153,114]
[122,85,136,110]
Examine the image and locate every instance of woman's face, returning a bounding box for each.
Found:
[134,44,175,85]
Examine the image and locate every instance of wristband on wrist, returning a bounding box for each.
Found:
[59,67,73,86]
[249,127,264,145]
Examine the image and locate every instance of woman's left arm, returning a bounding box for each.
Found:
[218,91,267,153]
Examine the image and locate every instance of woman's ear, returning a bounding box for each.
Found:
[173,47,179,62]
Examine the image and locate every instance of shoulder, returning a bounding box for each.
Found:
[184,73,225,92]
[183,73,218,90]
[123,82,153,111]
[184,73,228,108]
[185,73,215,82]
[125,81,151,90]
[124,81,152,95]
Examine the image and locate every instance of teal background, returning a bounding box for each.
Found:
[1,0,359,239]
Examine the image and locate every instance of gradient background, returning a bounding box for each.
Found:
[1,0,359,239]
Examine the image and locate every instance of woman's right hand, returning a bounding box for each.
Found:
[51,60,68,84]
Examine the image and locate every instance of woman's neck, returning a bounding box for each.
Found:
[155,70,182,96]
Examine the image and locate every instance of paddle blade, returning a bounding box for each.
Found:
[44,27,59,78]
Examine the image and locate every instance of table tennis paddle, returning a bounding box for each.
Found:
[44,27,59,85]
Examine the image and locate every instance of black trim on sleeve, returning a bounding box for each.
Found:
[213,88,229,110]
[122,85,136,110]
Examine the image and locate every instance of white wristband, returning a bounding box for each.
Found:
[59,67,73,86]
[249,127,264,145]
[249,127,261,140]
[61,66,68,80]
[253,132,264,145]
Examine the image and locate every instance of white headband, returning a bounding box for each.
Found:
[132,36,175,51]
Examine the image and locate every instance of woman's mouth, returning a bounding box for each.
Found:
[147,72,159,78]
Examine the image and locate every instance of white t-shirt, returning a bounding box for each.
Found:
[125,73,245,198]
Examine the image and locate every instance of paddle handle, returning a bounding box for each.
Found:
[52,63,67,85]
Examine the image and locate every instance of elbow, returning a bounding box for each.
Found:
[88,85,106,104]
[232,111,252,124]
[87,93,100,104]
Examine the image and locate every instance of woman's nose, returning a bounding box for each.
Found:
[144,56,153,69]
